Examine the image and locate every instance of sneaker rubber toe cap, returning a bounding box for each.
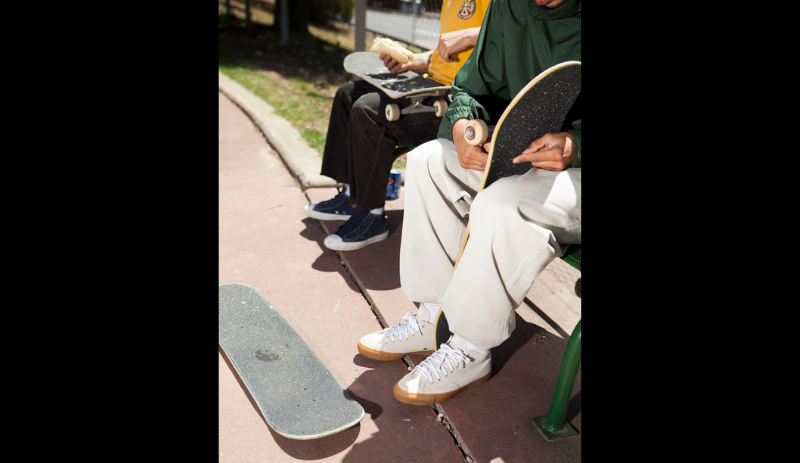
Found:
[323,231,388,251]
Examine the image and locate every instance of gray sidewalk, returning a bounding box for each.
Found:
[218,73,581,462]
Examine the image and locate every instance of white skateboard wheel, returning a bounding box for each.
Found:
[434,99,448,117]
[464,119,488,145]
[385,104,400,122]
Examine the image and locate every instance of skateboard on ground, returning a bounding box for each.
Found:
[435,61,581,332]
[219,282,364,439]
[344,51,451,122]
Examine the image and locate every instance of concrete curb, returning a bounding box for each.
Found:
[218,71,338,189]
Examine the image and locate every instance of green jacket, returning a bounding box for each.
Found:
[438,0,582,167]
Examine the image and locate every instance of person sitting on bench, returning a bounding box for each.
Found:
[356,0,582,405]
[304,0,490,251]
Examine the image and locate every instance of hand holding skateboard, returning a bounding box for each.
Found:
[463,119,490,146]
[512,131,577,171]
[462,123,577,172]
[453,118,490,171]
[450,61,581,272]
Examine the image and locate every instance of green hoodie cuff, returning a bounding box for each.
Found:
[437,107,476,141]
[568,127,581,168]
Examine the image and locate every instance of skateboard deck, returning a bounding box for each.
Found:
[344,51,450,121]
[432,62,581,335]
[454,61,582,270]
[344,51,450,99]
[219,282,364,440]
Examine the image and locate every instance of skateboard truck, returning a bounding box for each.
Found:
[385,95,449,122]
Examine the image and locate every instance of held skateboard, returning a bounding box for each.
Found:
[453,61,582,271]
[343,51,450,122]
[433,62,581,334]
[219,282,364,439]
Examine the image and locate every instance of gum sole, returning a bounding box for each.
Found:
[357,342,435,361]
[393,373,491,405]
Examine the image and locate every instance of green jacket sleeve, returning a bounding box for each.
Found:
[568,120,581,168]
[437,1,509,141]
[437,0,582,169]
[564,91,581,168]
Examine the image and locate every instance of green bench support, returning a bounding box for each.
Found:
[532,244,581,441]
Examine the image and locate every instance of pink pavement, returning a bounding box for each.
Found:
[218,88,581,462]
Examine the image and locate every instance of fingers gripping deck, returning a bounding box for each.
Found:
[454,62,581,270]
[482,62,582,189]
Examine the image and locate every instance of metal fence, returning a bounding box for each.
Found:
[365,0,443,50]
[219,0,445,52]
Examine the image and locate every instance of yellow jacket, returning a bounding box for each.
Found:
[427,0,490,85]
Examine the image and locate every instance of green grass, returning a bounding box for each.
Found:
[220,63,333,153]
[301,129,327,151]
[219,9,408,168]
[219,9,352,155]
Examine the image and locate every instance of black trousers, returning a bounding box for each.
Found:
[320,79,443,210]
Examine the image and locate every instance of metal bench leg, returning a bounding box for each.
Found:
[532,319,581,440]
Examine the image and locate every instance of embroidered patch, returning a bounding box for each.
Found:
[457,0,476,19]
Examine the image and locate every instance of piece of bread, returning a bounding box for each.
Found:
[369,38,415,64]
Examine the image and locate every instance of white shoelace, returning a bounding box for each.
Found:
[382,311,421,343]
[415,343,471,384]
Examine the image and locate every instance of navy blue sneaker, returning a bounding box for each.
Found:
[324,209,389,251]
[304,189,361,221]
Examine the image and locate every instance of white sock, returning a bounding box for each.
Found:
[419,306,489,354]
[421,302,441,323]
[451,333,489,354]
[466,341,489,354]
[342,183,350,196]
[369,207,384,215]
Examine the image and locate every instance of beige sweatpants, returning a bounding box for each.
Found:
[399,139,581,350]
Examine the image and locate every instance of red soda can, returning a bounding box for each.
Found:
[387,169,401,199]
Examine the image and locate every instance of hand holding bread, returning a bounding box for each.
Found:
[369,38,415,64]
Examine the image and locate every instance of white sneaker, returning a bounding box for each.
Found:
[357,305,438,361]
[393,334,491,405]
